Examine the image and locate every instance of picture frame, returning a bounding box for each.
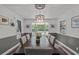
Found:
[60,20,66,34]
[0,16,9,25]
[71,15,79,28]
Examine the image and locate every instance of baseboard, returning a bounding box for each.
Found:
[2,43,20,55]
[55,40,78,55]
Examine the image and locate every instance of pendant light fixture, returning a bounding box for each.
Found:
[35,4,45,22]
[35,4,45,10]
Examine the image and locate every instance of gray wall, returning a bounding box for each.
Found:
[23,19,58,33]
[0,5,23,39]
[57,34,79,53]
[0,35,19,54]
[57,5,79,39]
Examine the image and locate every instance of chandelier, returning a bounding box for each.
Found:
[35,4,45,22]
[35,14,44,22]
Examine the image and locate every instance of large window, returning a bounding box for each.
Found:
[32,22,48,32]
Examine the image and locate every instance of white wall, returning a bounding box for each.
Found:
[22,19,33,33]
[0,5,23,39]
[22,18,58,33]
[57,5,79,38]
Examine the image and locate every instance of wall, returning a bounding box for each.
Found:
[22,18,58,33]
[57,5,79,38]
[0,36,19,54]
[56,5,79,54]
[0,5,23,54]
[57,33,79,54]
[0,5,23,39]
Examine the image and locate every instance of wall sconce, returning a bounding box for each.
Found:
[10,19,15,26]
[11,22,15,26]
[51,24,55,28]
[26,25,30,28]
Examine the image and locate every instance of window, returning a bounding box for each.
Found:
[32,22,48,32]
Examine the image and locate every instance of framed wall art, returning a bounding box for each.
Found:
[0,16,9,25]
[60,20,66,34]
[71,15,79,28]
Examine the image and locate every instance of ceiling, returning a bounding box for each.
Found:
[2,4,79,19]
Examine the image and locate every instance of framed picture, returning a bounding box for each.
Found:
[60,20,66,34]
[71,15,79,28]
[0,16,9,25]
